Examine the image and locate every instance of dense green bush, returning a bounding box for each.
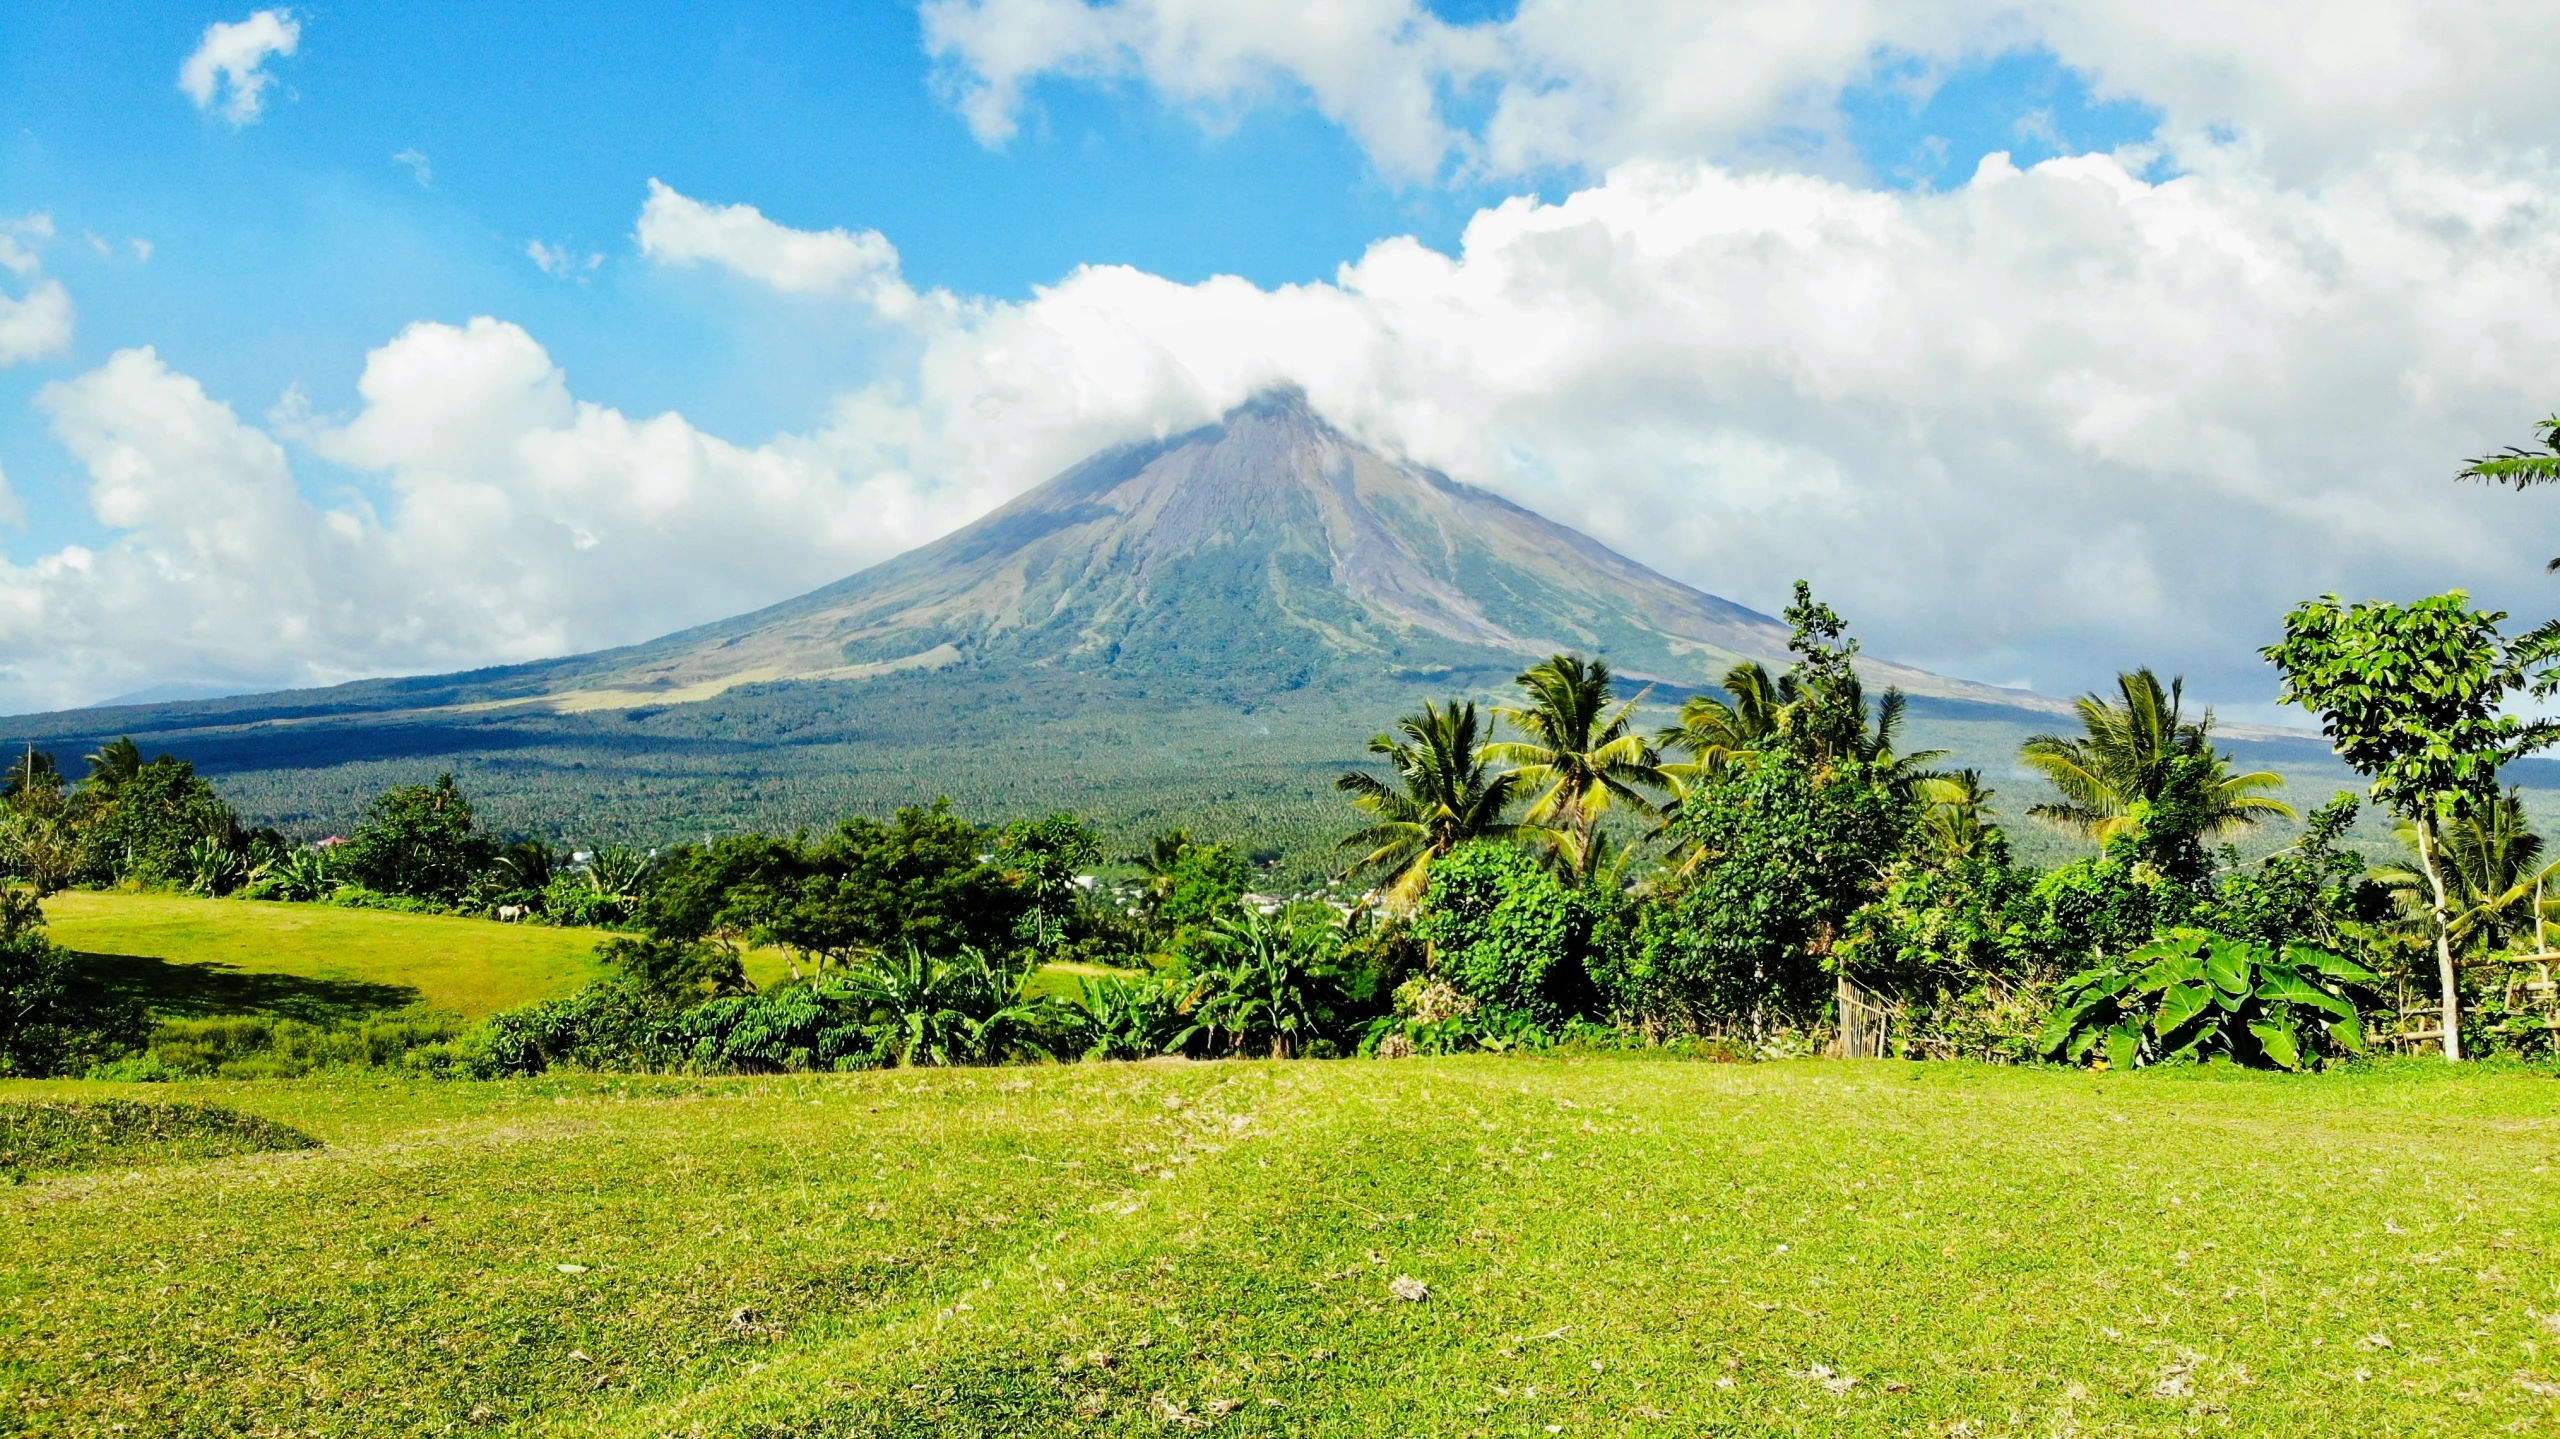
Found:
[673,987,875,1072]
[2040,928,2377,1070]
[1410,841,1605,1025]
[475,980,682,1076]
[339,775,497,905]
[1629,752,1916,1031]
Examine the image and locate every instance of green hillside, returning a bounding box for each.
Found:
[7,1058,2557,1435]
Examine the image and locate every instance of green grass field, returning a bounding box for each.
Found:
[40,891,622,1021]
[7,1057,2557,1436]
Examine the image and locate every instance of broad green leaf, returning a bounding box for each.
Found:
[2105,1019,2143,1072]
[2155,981,2214,1033]
[2326,1014,2367,1053]
[2036,1012,2081,1056]
[2250,1019,2303,1071]
[2204,942,2253,997]
[2287,944,2379,984]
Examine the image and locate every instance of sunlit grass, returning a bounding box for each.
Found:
[41,889,619,1020]
[7,1057,2558,1436]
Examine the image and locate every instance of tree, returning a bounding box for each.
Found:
[1656,662,1791,783]
[2457,414,2560,571]
[2265,591,2560,1059]
[0,753,81,895]
[1917,769,1998,861]
[79,751,243,887]
[1337,700,1535,907]
[1485,654,1660,880]
[1629,750,1917,1033]
[0,886,147,1075]
[339,774,495,904]
[78,737,143,798]
[2,746,60,798]
[2019,668,2292,878]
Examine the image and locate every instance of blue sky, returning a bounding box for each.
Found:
[0,0,2550,713]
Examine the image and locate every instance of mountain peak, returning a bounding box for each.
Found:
[505,400,2027,713]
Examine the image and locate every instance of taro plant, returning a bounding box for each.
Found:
[2039,928,2377,1071]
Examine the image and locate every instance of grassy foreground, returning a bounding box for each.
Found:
[7,1058,2559,1437]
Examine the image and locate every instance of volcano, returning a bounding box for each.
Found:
[498,387,2010,710]
[0,389,2072,856]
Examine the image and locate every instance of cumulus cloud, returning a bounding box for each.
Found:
[920,0,2560,183]
[624,158,2560,701]
[635,179,916,315]
[179,9,301,126]
[0,325,976,710]
[8,149,2560,711]
[0,214,74,366]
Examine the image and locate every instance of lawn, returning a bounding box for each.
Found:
[39,890,622,1021]
[6,1056,2558,1437]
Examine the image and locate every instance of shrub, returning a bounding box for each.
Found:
[0,887,148,1076]
[674,987,875,1072]
[475,980,681,1076]
[2040,928,2377,1070]
[1627,753,1914,1030]
[1410,842,1603,1026]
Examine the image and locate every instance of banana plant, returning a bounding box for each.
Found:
[2039,928,2377,1071]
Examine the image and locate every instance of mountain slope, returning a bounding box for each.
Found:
[530,388,2028,710]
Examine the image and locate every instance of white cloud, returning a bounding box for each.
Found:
[178,9,301,126]
[0,214,73,366]
[0,325,973,710]
[392,149,432,186]
[130,239,153,262]
[919,0,2560,183]
[623,156,2560,700]
[525,240,602,279]
[634,179,916,315]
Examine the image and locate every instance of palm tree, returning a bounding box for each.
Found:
[79,737,143,797]
[1807,671,1947,796]
[1485,655,1661,878]
[2458,415,2560,571]
[2019,668,2292,845]
[1918,769,1998,860]
[1655,662,1791,785]
[1336,700,1534,907]
[2376,789,2556,956]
